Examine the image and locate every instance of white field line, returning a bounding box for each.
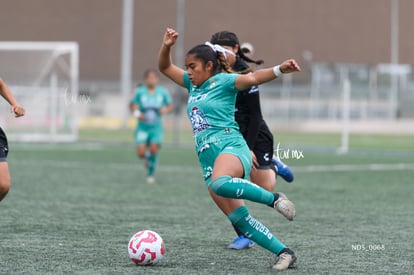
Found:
[12,159,414,173]
[292,163,414,173]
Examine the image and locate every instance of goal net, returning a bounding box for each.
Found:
[0,42,79,142]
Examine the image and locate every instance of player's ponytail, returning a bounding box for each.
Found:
[216,52,233,73]
[238,47,264,66]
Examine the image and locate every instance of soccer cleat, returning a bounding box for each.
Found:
[227,235,254,250]
[272,156,294,183]
[272,248,297,270]
[146,176,155,184]
[273,192,296,221]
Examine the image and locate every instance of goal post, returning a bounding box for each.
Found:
[0,42,79,142]
[337,78,351,155]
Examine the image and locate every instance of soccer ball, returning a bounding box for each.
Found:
[128,230,165,266]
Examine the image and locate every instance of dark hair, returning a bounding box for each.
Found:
[210,31,264,68]
[186,44,233,74]
[143,68,159,79]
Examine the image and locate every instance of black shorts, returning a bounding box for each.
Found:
[252,124,274,169]
[0,127,9,162]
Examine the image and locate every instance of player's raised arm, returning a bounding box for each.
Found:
[158,28,185,87]
[235,59,301,91]
[0,79,25,117]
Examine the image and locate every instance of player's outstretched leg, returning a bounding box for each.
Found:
[209,189,296,270]
[228,206,297,270]
[210,175,296,220]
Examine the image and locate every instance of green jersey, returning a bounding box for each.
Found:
[184,72,241,150]
[131,85,172,126]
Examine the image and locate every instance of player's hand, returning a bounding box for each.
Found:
[280,59,301,74]
[133,109,142,119]
[251,150,259,170]
[11,105,25,117]
[163,28,179,47]
[159,107,166,115]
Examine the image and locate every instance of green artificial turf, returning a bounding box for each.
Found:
[1,131,413,274]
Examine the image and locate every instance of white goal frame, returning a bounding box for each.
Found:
[0,42,79,142]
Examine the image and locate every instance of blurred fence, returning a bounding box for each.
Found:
[76,63,414,134]
[3,62,414,143]
[259,63,413,121]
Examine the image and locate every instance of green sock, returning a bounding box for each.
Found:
[148,154,158,176]
[209,176,274,206]
[228,206,286,255]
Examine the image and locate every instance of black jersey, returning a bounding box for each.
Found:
[0,127,8,161]
[234,57,272,151]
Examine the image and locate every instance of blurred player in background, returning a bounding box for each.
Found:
[129,69,173,183]
[0,79,25,201]
[210,31,295,250]
[159,28,300,271]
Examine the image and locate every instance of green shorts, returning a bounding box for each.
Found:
[135,123,163,145]
[197,136,252,187]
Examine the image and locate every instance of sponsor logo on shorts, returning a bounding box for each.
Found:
[203,166,213,180]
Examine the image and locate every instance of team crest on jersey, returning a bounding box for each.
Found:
[189,106,210,136]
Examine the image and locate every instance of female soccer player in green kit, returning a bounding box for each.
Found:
[130,69,173,183]
[0,78,25,202]
[158,28,301,271]
[210,31,295,250]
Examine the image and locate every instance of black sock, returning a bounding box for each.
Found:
[278,247,294,256]
[232,224,244,237]
[267,193,280,208]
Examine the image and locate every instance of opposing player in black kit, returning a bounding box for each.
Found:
[0,78,25,202]
[210,31,295,249]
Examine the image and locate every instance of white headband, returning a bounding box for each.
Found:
[205,41,235,60]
